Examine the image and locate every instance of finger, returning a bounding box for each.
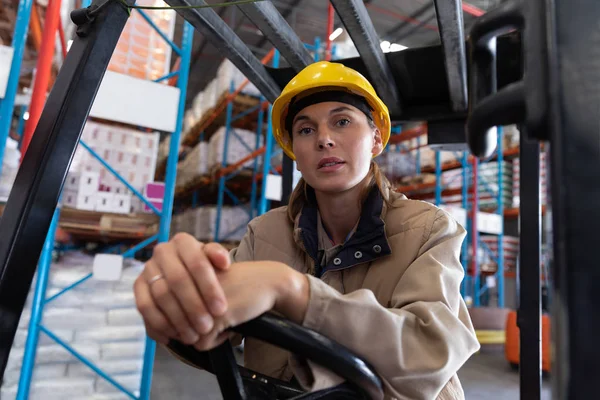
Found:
[204,242,231,271]
[172,239,228,318]
[144,262,201,344]
[145,324,170,345]
[153,242,216,334]
[192,330,233,352]
[134,274,177,339]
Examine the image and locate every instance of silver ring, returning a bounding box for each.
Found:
[147,274,164,286]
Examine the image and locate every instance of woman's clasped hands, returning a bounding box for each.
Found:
[134,233,309,351]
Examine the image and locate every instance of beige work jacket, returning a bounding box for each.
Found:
[226,185,480,400]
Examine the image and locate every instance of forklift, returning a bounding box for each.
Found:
[0,0,597,398]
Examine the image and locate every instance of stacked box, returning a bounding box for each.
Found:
[375,145,419,181]
[479,235,519,274]
[442,161,514,209]
[512,152,549,207]
[107,0,176,81]
[3,252,146,399]
[216,59,261,98]
[65,121,160,214]
[0,137,21,200]
[209,127,263,170]
[171,206,249,242]
[176,141,209,188]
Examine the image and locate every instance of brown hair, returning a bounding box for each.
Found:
[287,160,393,222]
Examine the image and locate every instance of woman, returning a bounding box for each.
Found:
[134,61,480,399]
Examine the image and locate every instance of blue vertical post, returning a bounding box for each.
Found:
[140,21,193,400]
[460,152,469,299]
[250,99,265,219]
[496,126,505,307]
[313,37,321,61]
[16,205,61,399]
[259,50,280,216]
[473,157,481,307]
[434,151,442,206]
[215,81,235,241]
[0,0,35,177]
[415,136,421,175]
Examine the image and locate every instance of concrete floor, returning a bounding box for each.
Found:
[150,345,553,399]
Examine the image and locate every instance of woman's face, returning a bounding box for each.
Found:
[290,101,383,194]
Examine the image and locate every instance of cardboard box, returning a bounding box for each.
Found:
[112,194,132,214]
[63,190,96,211]
[96,193,116,213]
[64,171,100,195]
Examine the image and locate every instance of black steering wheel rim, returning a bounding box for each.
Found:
[167,313,383,400]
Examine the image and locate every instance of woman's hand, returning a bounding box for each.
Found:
[191,261,310,352]
[133,233,231,346]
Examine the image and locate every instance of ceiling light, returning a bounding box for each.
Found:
[380,41,391,52]
[329,27,343,41]
[390,43,407,52]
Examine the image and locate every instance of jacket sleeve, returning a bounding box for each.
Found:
[288,209,480,400]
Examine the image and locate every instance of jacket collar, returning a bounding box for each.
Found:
[293,184,392,277]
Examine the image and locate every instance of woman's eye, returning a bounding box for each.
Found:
[336,118,351,127]
[297,127,313,135]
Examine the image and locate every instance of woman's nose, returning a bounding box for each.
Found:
[317,130,335,149]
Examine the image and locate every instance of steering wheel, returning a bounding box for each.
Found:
[167,313,383,400]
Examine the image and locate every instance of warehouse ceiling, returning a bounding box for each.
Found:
[1,0,505,113]
[181,0,505,107]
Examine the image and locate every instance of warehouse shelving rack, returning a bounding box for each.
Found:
[14,6,194,399]
[171,36,327,242]
[392,125,511,307]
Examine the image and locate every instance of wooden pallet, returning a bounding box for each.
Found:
[58,208,159,242]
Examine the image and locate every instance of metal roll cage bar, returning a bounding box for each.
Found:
[0,0,598,398]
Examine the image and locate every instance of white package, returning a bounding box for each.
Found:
[95,373,141,394]
[42,308,106,330]
[101,341,145,360]
[68,359,143,377]
[107,308,144,326]
[75,326,146,344]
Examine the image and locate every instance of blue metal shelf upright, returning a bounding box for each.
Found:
[15,5,194,399]
[431,128,506,307]
[0,0,35,177]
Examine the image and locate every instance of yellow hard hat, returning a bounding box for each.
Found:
[271,61,391,160]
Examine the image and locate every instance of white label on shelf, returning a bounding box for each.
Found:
[486,275,497,288]
[93,254,124,281]
[265,174,282,201]
[0,45,15,99]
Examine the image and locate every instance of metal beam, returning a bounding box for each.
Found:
[235,0,312,72]
[433,0,468,112]
[255,0,304,50]
[329,0,402,116]
[164,0,281,103]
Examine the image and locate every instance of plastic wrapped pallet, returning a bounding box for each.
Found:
[209,127,263,169]
[217,59,261,97]
[0,137,21,199]
[8,251,147,399]
[107,0,176,81]
[204,79,219,112]
[177,141,208,188]
[193,205,249,242]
